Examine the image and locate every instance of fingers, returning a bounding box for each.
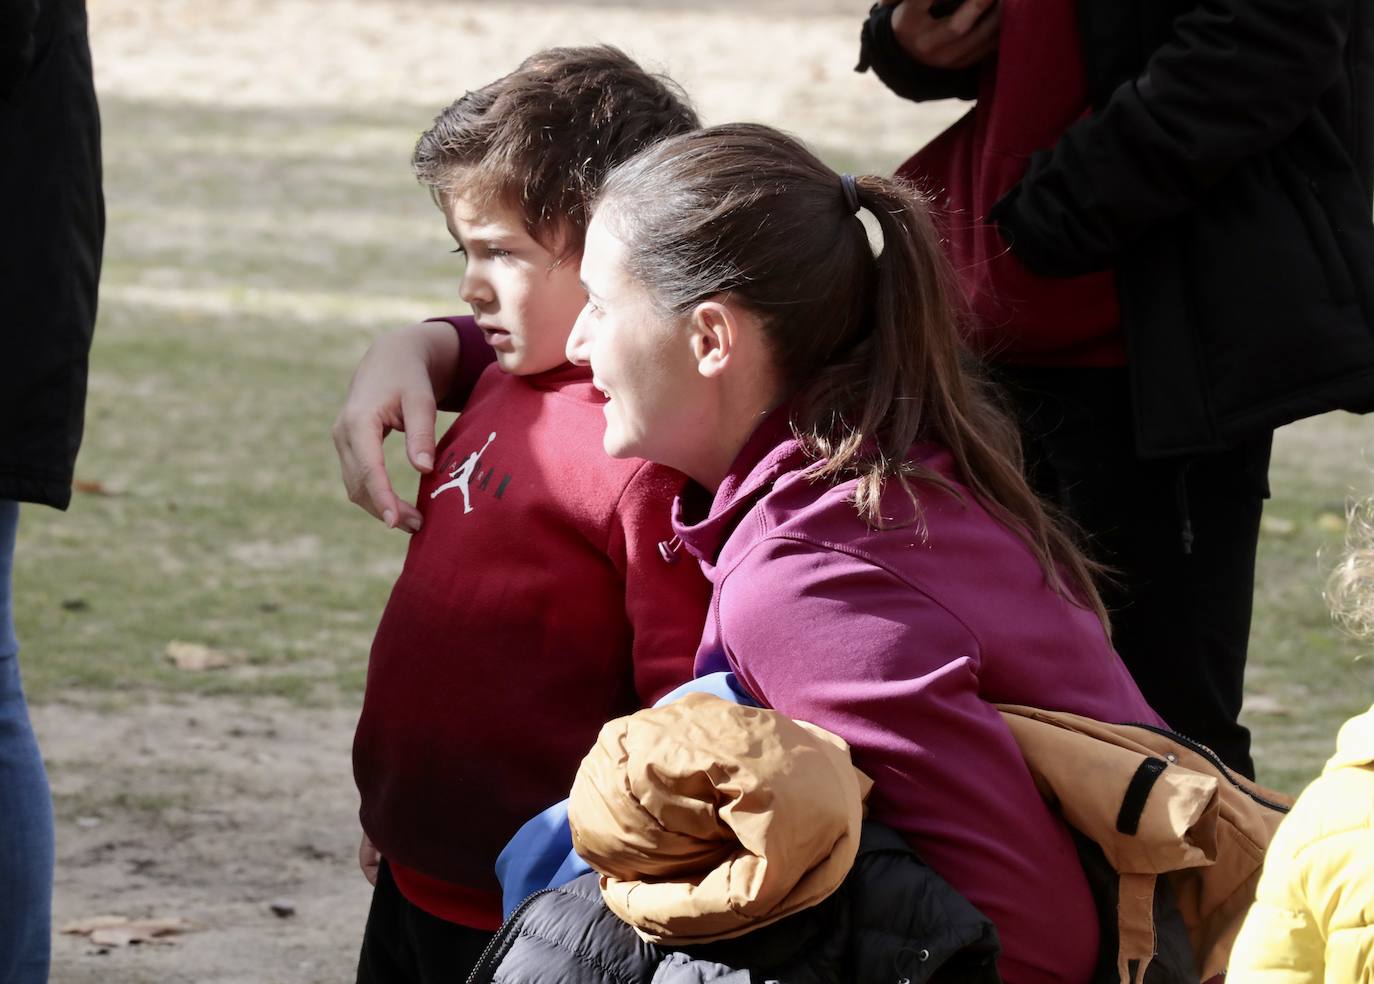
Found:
[890,0,1000,67]
[951,2,1000,66]
[333,412,405,528]
[401,390,438,475]
[391,500,424,533]
[359,833,381,886]
[361,461,405,530]
[947,0,996,36]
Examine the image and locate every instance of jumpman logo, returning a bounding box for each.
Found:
[431,431,496,514]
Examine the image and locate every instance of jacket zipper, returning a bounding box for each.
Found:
[1123,722,1291,814]
[465,888,557,984]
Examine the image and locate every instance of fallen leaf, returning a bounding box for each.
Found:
[165,640,241,671]
[73,479,120,496]
[1316,511,1346,533]
[62,915,133,934]
[91,927,176,947]
[1243,693,1290,716]
[1260,516,1297,537]
[62,916,192,947]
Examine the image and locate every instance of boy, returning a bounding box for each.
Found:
[349,47,707,983]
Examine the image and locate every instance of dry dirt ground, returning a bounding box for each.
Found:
[42,3,963,982]
[39,698,365,983]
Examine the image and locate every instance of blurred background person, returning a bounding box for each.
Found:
[1229,497,1374,979]
[860,0,1374,777]
[0,0,104,979]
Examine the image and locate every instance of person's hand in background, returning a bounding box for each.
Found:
[881,0,1001,70]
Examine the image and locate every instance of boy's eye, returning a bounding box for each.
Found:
[487,247,510,259]
[450,246,466,257]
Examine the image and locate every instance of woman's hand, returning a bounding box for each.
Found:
[359,831,382,886]
[331,321,459,532]
[883,0,1002,70]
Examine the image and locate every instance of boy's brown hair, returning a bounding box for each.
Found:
[412,46,698,259]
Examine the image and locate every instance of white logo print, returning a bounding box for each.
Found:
[431,431,496,514]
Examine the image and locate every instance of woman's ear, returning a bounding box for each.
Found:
[688,299,739,379]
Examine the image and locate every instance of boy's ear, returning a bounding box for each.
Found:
[688,300,738,379]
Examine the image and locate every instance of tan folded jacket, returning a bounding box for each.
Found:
[568,691,873,945]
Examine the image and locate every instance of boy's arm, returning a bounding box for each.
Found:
[609,463,712,705]
[426,316,498,411]
[331,317,494,530]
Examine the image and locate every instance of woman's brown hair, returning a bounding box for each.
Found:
[597,123,1110,629]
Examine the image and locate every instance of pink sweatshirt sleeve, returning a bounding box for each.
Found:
[425,315,497,411]
[608,462,711,706]
[716,535,1099,984]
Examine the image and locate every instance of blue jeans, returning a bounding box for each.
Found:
[0,501,53,984]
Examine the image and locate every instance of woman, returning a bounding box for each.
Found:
[562,123,1162,984]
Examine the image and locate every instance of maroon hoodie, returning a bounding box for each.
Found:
[675,409,1163,984]
[353,318,709,927]
[900,0,1124,366]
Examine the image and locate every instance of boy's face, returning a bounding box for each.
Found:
[443,193,586,376]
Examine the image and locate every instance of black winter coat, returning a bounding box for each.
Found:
[0,0,103,508]
[860,0,1374,456]
[468,823,1002,984]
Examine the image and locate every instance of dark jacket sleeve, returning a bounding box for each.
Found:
[856,3,979,103]
[0,0,39,96]
[991,0,1355,277]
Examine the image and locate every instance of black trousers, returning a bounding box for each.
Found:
[997,366,1271,779]
[356,862,496,984]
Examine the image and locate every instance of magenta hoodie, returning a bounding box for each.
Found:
[672,410,1165,984]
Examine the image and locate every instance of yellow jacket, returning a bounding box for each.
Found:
[1228,704,1374,982]
[999,705,1292,983]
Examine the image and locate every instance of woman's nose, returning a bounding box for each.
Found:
[566,304,593,366]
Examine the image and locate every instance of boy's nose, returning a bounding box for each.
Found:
[566,304,593,366]
[458,265,493,307]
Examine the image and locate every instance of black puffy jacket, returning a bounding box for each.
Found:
[861,0,1374,456]
[469,823,1002,984]
[0,0,103,508]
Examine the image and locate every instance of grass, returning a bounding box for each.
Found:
[13,95,1374,796]
[15,97,454,707]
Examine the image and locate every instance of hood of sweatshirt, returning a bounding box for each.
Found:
[670,407,810,576]
[1327,703,1374,772]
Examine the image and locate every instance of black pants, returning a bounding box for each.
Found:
[998,366,1271,779]
[357,862,496,984]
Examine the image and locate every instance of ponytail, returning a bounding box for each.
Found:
[599,124,1110,631]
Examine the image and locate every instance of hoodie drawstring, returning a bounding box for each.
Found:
[658,535,682,565]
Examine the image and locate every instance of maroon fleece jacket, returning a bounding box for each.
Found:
[900,0,1124,366]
